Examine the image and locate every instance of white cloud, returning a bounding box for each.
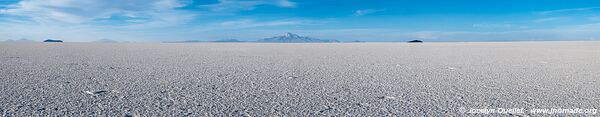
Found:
[587,16,600,21]
[203,0,296,12]
[538,7,600,15]
[276,0,296,8]
[220,19,302,27]
[532,17,568,23]
[406,23,600,41]
[198,19,310,31]
[0,0,303,42]
[354,9,384,16]
[0,0,192,24]
[472,23,527,29]
[0,0,198,42]
[203,0,263,12]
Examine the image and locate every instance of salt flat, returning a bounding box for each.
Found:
[1,42,599,116]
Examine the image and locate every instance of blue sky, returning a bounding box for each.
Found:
[2,0,600,42]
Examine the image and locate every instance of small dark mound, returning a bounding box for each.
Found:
[43,39,63,42]
[408,40,423,43]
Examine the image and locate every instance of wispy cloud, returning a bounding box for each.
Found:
[0,0,198,41]
[0,0,304,42]
[588,16,600,21]
[199,19,312,31]
[411,23,600,41]
[532,17,568,23]
[472,23,527,29]
[202,0,263,12]
[354,9,385,16]
[538,7,600,15]
[202,0,296,12]
[276,0,296,8]
[0,0,193,25]
[219,19,302,27]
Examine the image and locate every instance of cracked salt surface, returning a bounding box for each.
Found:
[1,42,599,116]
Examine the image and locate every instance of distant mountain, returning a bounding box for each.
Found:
[4,39,36,43]
[93,39,119,43]
[348,40,365,43]
[164,40,206,43]
[257,32,339,43]
[213,39,242,42]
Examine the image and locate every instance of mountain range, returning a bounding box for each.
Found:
[257,33,339,43]
[3,39,36,43]
[93,39,119,43]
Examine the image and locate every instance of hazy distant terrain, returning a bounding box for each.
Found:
[2,39,36,43]
[0,42,599,116]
